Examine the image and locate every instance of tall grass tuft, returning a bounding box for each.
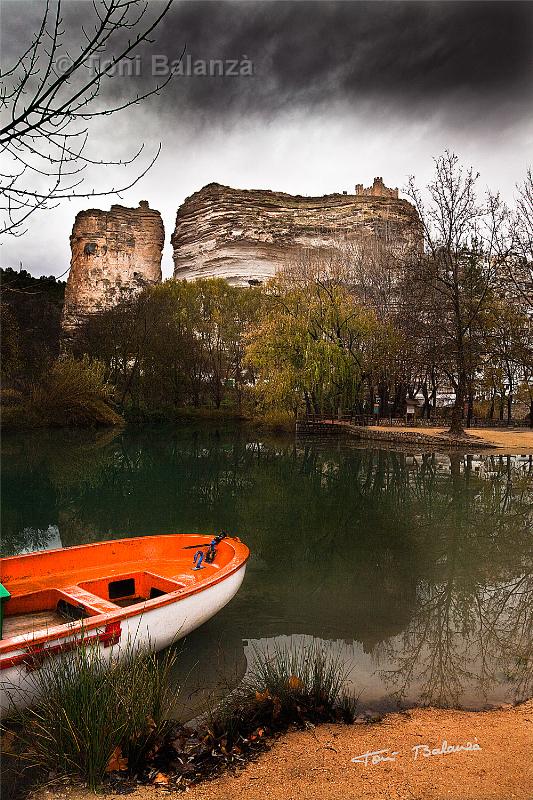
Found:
[248,640,350,708]
[210,639,359,742]
[16,638,177,790]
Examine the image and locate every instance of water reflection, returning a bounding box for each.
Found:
[1,426,531,711]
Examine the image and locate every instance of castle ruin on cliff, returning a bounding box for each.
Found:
[171,178,422,286]
[354,176,399,198]
[62,201,164,333]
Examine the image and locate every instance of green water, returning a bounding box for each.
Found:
[1,425,532,714]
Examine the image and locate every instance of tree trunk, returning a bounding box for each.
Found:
[379,382,388,418]
[214,379,222,409]
[120,348,140,406]
[487,392,495,420]
[449,296,466,436]
[421,382,430,419]
[466,386,474,428]
[449,378,466,435]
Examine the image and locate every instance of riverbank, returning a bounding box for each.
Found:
[35,700,533,800]
[342,424,533,453]
[1,400,296,433]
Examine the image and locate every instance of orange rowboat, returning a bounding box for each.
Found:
[0,534,249,714]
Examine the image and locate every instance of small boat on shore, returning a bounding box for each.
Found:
[0,533,249,714]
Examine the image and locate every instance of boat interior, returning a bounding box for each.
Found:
[2,568,208,640]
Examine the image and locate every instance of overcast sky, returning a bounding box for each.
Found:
[1,0,532,278]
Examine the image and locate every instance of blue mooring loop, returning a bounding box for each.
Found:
[192,532,227,569]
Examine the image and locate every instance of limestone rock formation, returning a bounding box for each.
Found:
[171,180,422,286]
[62,201,164,333]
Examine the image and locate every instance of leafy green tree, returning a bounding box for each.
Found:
[0,267,65,383]
[78,278,263,413]
[482,300,533,423]
[0,301,21,381]
[246,270,389,416]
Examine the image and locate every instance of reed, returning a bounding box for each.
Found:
[15,638,178,790]
[210,639,359,742]
[247,640,359,721]
[248,640,349,706]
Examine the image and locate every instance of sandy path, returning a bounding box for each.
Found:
[466,427,533,449]
[44,702,533,800]
[372,426,533,452]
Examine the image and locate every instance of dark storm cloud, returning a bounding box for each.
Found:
[128,0,533,122]
[2,1,531,124]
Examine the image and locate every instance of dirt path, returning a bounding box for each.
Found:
[346,425,533,453]
[387,425,533,450]
[41,701,533,800]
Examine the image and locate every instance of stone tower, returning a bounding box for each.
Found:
[62,201,164,333]
[171,179,422,286]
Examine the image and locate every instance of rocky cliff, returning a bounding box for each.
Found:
[62,201,164,332]
[171,179,423,285]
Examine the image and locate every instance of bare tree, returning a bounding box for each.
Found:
[0,0,177,236]
[405,152,507,435]
[508,169,533,306]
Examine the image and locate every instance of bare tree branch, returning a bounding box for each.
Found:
[0,0,179,236]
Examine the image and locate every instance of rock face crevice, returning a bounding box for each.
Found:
[171,181,423,285]
[62,201,164,333]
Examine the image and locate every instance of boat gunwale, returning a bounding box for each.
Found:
[0,534,249,654]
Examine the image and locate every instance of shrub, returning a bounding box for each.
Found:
[252,409,295,431]
[7,355,123,428]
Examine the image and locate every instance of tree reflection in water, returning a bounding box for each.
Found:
[379,453,533,706]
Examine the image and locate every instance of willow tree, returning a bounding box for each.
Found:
[245,266,392,417]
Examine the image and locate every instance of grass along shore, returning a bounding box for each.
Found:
[1,640,359,798]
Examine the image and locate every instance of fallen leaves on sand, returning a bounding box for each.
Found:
[106,746,128,773]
